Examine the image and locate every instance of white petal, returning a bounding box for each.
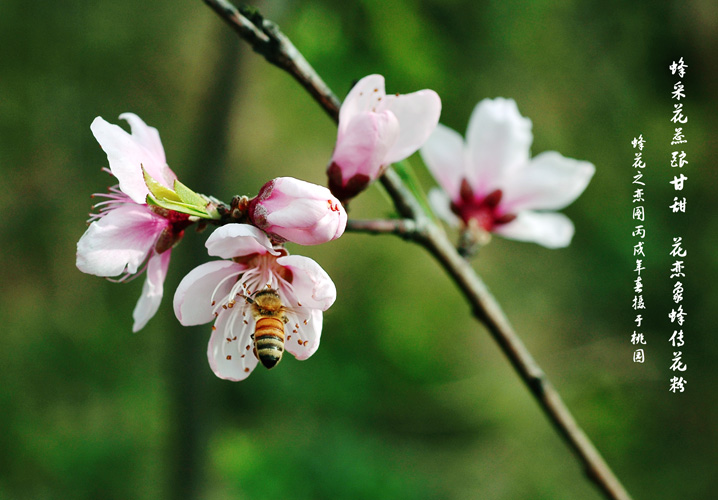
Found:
[276,255,336,311]
[174,260,243,325]
[428,188,461,227]
[494,211,575,248]
[284,309,323,361]
[338,74,386,135]
[207,310,258,381]
[331,110,400,180]
[501,152,595,212]
[90,115,174,203]
[118,113,170,177]
[76,204,166,277]
[420,123,467,199]
[383,89,442,164]
[205,224,279,259]
[132,250,171,332]
[465,98,533,193]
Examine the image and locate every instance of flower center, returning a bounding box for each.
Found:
[233,250,293,285]
[210,251,295,320]
[451,180,516,231]
[327,161,371,203]
[151,206,194,254]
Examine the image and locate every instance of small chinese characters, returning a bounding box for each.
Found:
[630,134,647,364]
[668,57,688,393]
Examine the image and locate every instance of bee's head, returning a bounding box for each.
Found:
[253,289,280,299]
[253,289,282,310]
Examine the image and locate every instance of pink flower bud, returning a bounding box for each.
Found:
[327,74,441,202]
[248,177,347,245]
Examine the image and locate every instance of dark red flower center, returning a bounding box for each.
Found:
[451,179,516,231]
[150,206,194,254]
[327,161,371,203]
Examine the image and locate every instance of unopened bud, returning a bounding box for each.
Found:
[249,177,347,245]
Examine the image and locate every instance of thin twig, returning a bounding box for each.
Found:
[346,219,418,241]
[203,0,341,122]
[203,3,633,499]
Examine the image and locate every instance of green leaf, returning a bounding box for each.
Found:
[143,168,181,202]
[174,179,208,207]
[142,168,219,219]
[392,159,439,223]
[146,193,209,218]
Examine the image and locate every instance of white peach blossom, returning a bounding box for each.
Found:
[420,98,595,248]
[173,224,336,381]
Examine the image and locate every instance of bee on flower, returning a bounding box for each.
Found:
[174,224,337,381]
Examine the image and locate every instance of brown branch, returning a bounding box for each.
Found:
[346,219,418,240]
[203,0,341,122]
[203,3,633,500]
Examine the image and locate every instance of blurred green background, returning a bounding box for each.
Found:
[1,0,716,498]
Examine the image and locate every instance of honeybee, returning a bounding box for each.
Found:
[245,288,290,369]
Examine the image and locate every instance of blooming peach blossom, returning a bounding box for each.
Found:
[77,113,190,331]
[421,98,595,248]
[174,224,336,381]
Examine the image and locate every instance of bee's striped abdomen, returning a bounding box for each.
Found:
[254,317,285,369]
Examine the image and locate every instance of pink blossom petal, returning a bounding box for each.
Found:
[500,152,596,212]
[276,255,336,311]
[338,74,386,134]
[428,187,461,227]
[382,89,441,164]
[264,201,346,246]
[174,260,244,325]
[267,199,327,226]
[284,309,323,360]
[494,211,575,248]
[76,204,167,277]
[331,110,400,180]
[420,123,467,199]
[266,206,346,245]
[205,224,279,259]
[132,249,171,332]
[207,310,258,381]
[90,115,174,203]
[118,113,171,182]
[264,176,328,201]
[465,98,533,193]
